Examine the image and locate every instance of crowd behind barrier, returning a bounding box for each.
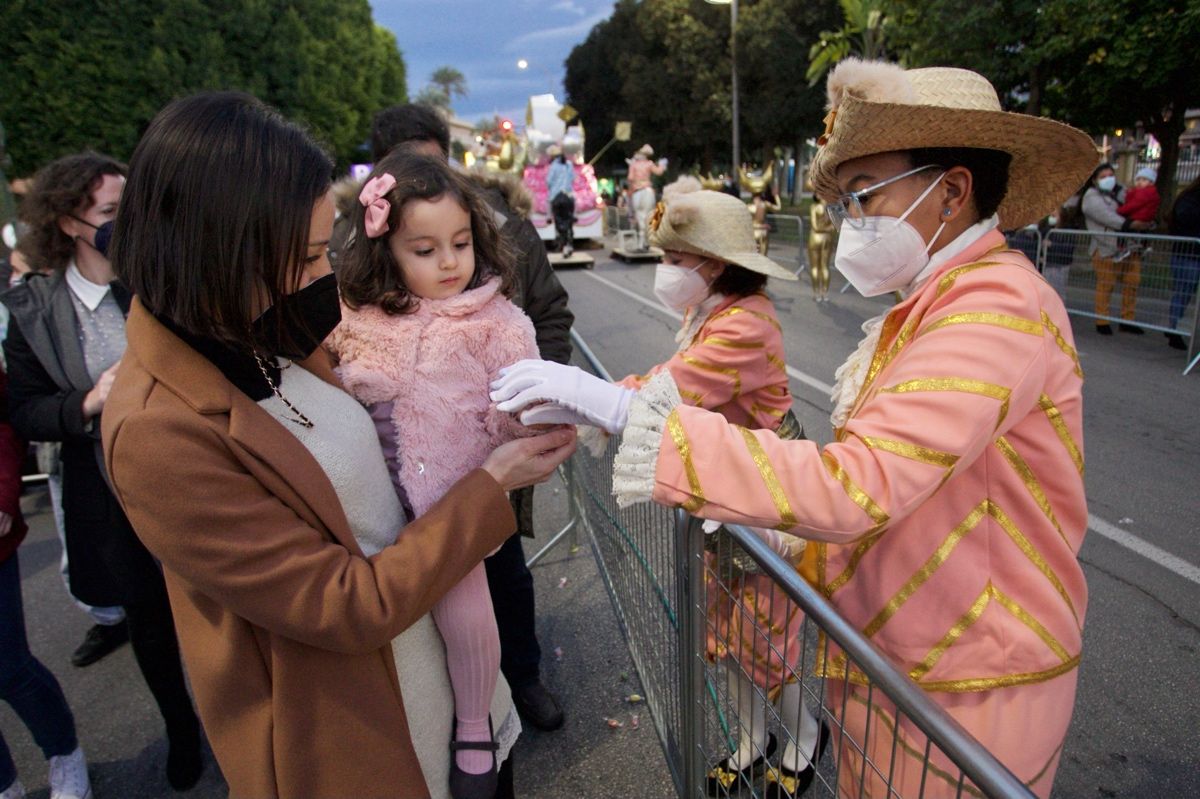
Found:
[565,329,1036,799]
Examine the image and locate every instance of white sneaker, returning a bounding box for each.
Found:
[0,778,27,799]
[48,748,91,799]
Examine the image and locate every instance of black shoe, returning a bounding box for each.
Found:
[706,733,776,796]
[1166,333,1187,350]
[71,622,129,667]
[166,721,204,791]
[1095,323,1113,336]
[511,680,564,731]
[449,719,499,799]
[764,722,831,798]
[1118,323,1144,334]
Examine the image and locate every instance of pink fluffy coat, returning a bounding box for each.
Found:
[327,278,539,517]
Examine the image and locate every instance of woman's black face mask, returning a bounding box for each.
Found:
[251,273,341,360]
[71,217,115,259]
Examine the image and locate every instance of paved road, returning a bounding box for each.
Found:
[554,240,1200,798]
[3,238,1196,798]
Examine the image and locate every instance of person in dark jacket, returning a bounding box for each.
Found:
[0,362,93,799]
[2,153,203,791]
[1166,176,1200,350]
[369,103,571,732]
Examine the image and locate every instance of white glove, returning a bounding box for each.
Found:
[491,360,634,435]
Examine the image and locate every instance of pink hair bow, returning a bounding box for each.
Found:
[359,173,397,238]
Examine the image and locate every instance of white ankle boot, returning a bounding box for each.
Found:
[48,747,91,799]
[0,778,26,799]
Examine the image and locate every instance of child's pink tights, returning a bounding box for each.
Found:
[432,561,501,775]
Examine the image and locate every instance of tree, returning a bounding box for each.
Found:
[807,0,893,85]
[563,0,641,168]
[737,0,842,174]
[415,86,451,111]
[0,0,407,175]
[564,0,731,172]
[430,66,468,104]
[890,0,1200,200]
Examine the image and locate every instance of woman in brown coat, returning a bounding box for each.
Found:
[101,92,574,799]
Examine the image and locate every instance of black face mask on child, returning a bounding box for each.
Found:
[251,273,342,360]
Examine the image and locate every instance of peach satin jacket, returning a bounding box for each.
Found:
[644,231,1087,796]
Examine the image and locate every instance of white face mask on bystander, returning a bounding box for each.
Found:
[833,173,947,297]
[653,259,711,311]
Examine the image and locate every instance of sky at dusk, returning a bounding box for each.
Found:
[371,0,617,127]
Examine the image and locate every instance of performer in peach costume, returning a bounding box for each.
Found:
[492,60,1100,797]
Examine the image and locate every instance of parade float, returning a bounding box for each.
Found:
[485,94,603,244]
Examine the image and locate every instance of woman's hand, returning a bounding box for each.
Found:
[82,360,121,419]
[491,360,634,435]
[482,426,577,491]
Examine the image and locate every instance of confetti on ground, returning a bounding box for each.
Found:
[619,672,629,682]
[553,646,564,661]
[558,577,569,588]
[631,714,640,729]
[1119,517,1134,525]
[627,694,644,704]
[605,717,624,729]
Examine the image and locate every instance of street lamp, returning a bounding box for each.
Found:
[706,0,739,175]
[516,59,528,71]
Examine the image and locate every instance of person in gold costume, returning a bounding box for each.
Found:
[740,164,781,255]
[806,174,836,302]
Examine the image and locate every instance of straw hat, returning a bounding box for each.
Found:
[636,143,654,158]
[649,190,797,281]
[547,143,562,158]
[809,59,1099,229]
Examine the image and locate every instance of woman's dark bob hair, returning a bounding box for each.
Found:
[337,148,516,315]
[112,91,333,350]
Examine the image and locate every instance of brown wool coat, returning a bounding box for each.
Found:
[101,301,517,799]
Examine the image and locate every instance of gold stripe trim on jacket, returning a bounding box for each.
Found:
[881,377,1012,429]
[917,655,1080,693]
[909,585,994,682]
[995,436,1071,550]
[844,691,986,798]
[666,409,706,513]
[919,311,1044,338]
[987,501,1081,628]
[679,354,742,399]
[989,584,1074,662]
[679,388,705,406]
[766,353,788,375]
[934,257,1004,300]
[860,501,988,638]
[750,401,786,419]
[701,336,764,350]
[861,436,960,469]
[738,427,799,529]
[708,305,783,331]
[1038,394,1084,475]
[823,528,887,596]
[819,452,889,526]
[1041,311,1084,378]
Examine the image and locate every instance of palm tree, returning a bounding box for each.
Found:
[807,0,890,85]
[430,66,468,104]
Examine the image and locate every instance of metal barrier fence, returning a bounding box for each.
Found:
[1037,229,1200,372]
[565,328,1036,798]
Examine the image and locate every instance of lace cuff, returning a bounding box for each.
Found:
[613,370,681,508]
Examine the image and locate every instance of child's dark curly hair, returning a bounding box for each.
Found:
[18,152,126,272]
[338,150,516,315]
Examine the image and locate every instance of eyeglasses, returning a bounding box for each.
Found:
[826,164,943,229]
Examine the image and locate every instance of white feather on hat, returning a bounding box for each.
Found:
[826,57,916,110]
[662,175,702,201]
